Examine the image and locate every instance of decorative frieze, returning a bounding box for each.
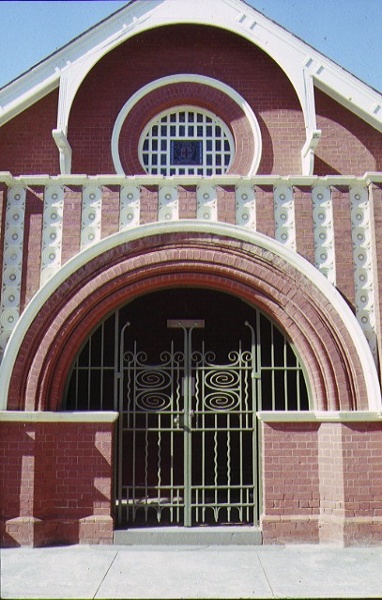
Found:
[274,186,296,251]
[40,185,64,286]
[158,186,179,221]
[120,185,140,229]
[350,186,377,361]
[0,186,26,359]
[81,186,102,250]
[312,185,336,285]
[197,185,217,221]
[235,185,256,229]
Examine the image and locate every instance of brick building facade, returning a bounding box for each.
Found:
[1,0,382,546]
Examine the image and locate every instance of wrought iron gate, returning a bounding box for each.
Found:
[64,289,310,529]
[116,319,259,527]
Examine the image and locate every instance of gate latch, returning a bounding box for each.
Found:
[174,410,195,430]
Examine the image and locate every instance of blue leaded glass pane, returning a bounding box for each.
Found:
[170,140,203,166]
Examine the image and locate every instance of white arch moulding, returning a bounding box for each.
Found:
[111,75,263,177]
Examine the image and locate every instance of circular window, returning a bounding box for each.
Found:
[139,106,235,176]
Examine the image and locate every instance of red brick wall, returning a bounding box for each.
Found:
[332,187,356,307]
[3,417,380,546]
[0,90,59,175]
[21,188,43,310]
[261,422,321,543]
[315,89,382,175]
[262,421,382,545]
[0,420,115,547]
[61,188,82,265]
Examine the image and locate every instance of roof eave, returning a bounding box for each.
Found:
[0,0,381,133]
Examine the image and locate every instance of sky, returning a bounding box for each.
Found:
[0,0,381,92]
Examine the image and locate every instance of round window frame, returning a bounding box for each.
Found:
[111,74,263,176]
[138,105,235,177]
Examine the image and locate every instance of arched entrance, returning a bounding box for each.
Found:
[3,224,375,413]
[63,288,309,528]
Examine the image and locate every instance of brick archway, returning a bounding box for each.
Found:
[7,231,368,412]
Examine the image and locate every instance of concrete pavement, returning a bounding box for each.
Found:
[1,543,382,599]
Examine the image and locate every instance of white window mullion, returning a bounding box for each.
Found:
[139,106,234,177]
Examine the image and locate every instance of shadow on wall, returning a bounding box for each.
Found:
[0,421,115,547]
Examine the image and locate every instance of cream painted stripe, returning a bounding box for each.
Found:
[81,185,102,250]
[312,185,336,285]
[0,411,118,422]
[197,185,217,221]
[257,410,382,422]
[0,186,26,360]
[40,185,64,286]
[159,186,179,222]
[120,185,140,229]
[0,220,380,411]
[235,185,256,229]
[350,186,377,363]
[274,185,296,251]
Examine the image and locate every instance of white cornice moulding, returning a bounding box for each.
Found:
[1,172,382,188]
[0,411,119,422]
[257,411,382,423]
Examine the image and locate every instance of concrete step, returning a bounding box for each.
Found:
[114,526,262,545]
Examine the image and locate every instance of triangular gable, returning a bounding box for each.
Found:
[0,0,381,161]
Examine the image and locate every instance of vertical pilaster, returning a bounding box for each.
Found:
[369,183,382,379]
[274,186,296,251]
[312,185,336,285]
[197,185,217,221]
[40,185,64,286]
[119,186,140,229]
[350,186,377,362]
[158,186,179,221]
[0,186,26,360]
[235,185,256,229]
[81,186,102,250]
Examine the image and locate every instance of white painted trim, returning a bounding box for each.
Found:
[111,75,262,177]
[52,129,72,175]
[257,411,382,423]
[0,411,118,422]
[0,219,380,412]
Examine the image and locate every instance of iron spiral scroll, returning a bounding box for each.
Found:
[124,347,184,412]
[193,348,252,412]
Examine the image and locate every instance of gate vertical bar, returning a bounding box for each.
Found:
[246,319,260,523]
[117,320,130,526]
[183,325,193,527]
